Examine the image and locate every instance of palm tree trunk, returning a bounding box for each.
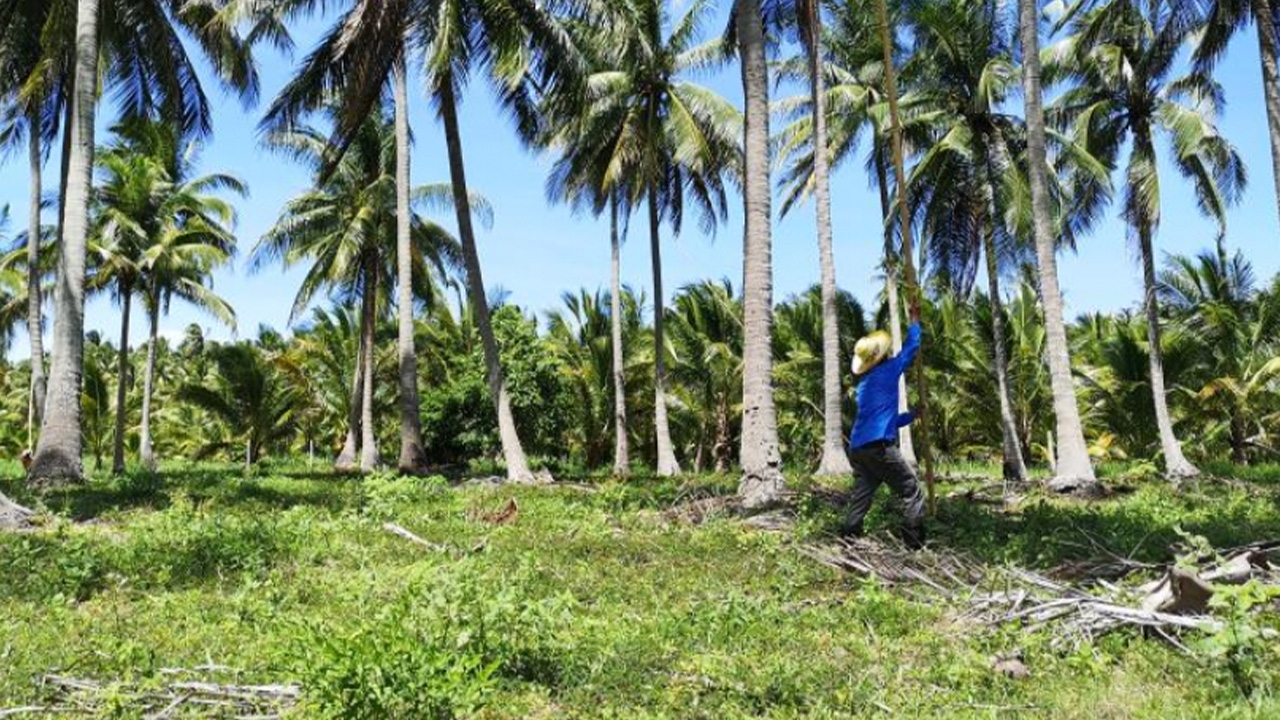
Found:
[648,191,681,477]
[807,13,853,478]
[609,197,630,477]
[112,285,133,475]
[1016,0,1097,492]
[714,398,731,474]
[30,0,100,486]
[874,147,916,464]
[138,291,159,471]
[1253,0,1280,230]
[876,0,935,509]
[335,330,363,472]
[1230,409,1247,465]
[1138,217,1199,478]
[981,224,1029,483]
[360,258,382,472]
[26,110,47,436]
[736,0,785,508]
[438,79,535,483]
[393,57,428,474]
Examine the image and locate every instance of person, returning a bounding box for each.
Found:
[841,321,926,549]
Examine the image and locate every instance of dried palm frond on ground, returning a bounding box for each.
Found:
[30,671,299,718]
[800,530,1279,648]
[801,535,987,594]
[661,495,743,525]
[468,497,520,525]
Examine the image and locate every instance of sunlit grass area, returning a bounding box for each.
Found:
[3,462,1279,718]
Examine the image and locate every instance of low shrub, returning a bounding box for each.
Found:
[286,560,575,719]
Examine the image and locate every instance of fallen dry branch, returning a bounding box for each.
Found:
[801,536,987,594]
[383,522,450,552]
[37,672,299,718]
[801,534,1280,647]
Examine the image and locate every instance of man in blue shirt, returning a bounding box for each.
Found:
[841,322,926,549]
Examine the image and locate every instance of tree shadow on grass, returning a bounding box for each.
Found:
[0,506,303,603]
[796,476,1280,572]
[5,467,363,522]
[931,483,1280,570]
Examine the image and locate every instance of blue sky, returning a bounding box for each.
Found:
[2,6,1278,357]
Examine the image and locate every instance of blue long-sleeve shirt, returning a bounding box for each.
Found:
[849,323,921,450]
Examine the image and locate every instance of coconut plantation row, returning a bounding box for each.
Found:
[3,0,1280,717]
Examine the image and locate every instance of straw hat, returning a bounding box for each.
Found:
[852,330,892,375]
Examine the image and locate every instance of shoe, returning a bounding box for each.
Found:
[836,522,864,540]
[903,524,926,550]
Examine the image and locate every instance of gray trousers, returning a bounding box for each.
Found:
[843,443,926,533]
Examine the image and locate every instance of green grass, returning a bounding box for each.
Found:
[3,461,1279,718]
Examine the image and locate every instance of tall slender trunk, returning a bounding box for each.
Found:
[1016,0,1096,492]
[111,285,133,475]
[736,0,785,508]
[30,0,100,486]
[393,57,428,474]
[714,399,731,474]
[609,197,630,477]
[55,99,72,252]
[981,220,1029,483]
[335,329,363,472]
[1230,409,1247,465]
[26,110,47,437]
[138,289,159,471]
[360,258,382,472]
[876,0,935,509]
[648,191,681,476]
[1253,0,1280,230]
[874,146,916,463]
[438,79,535,482]
[1138,216,1199,478]
[807,13,853,477]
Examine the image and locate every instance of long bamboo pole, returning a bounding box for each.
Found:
[876,0,937,513]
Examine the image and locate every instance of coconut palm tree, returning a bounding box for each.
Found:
[254,111,465,472]
[1192,0,1280,229]
[732,0,786,507]
[538,19,635,476]
[408,0,584,483]
[873,0,938,507]
[0,0,60,432]
[546,289,620,469]
[23,0,260,485]
[905,0,1030,483]
[89,139,160,474]
[1015,0,1098,492]
[774,0,923,463]
[668,280,743,473]
[28,0,99,485]
[260,0,432,473]
[177,342,299,468]
[534,0,739,477]
[1054,0,1247,478]
[280,306,363,460]
[1160,246,1280,464]
[772,285,867,469]
[134,157,242,469]
[784,0,850,476]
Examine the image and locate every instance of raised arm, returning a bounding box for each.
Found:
[892,322,922,375]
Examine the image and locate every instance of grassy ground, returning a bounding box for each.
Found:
[3,460,1279,718]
